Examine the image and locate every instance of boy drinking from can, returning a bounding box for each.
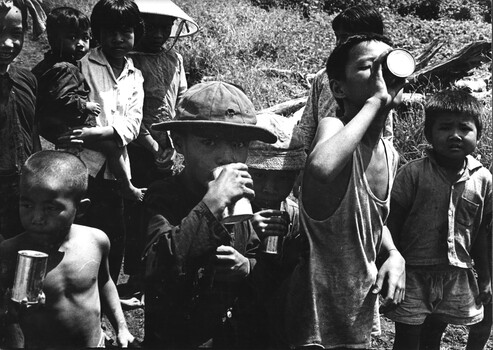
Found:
[0,151,135,348]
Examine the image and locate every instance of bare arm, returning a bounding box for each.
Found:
[98,235,134,347]
[471,215,492,305]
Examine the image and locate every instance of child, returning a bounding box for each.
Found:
[60,0,145,283]
[281,33,406,349]
[386,89,492,350]
[0,0,41,241]
[141,81,276,348]
[0,150,135,348]
[245,112,307,348]
[299,4,392,153]
[32,6,144,202]
[119,0,198,307]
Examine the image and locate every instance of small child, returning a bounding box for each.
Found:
[387,89,492,350]
[247,113,306,271]
[0,0,42,241]
[62,0,146,283]
[41,6,145,202]
[245,112,307,348]
[0,150,135,348]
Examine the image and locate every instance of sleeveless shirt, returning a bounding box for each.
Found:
[284,139,398,349]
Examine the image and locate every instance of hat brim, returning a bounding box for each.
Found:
[136,0,199,37]
[152,120,277,144]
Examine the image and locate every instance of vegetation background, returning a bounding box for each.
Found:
[17,0,492,348]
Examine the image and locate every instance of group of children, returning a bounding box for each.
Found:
[0,0,490,349]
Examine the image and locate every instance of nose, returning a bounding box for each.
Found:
[449,128,462,141]
[113,32,124,43]
[217,143,237,166]
[76,38,85,47]
[31,207,45,225]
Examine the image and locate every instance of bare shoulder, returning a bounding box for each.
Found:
[70,224,110,249]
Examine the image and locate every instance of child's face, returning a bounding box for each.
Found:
[19,174,79,240]
[338,40,393,109]
[429,112,478,163]
[140,14,174,53]
[57,28,91,61]
[0,5,23,72]
[173,131,249,189]
[250,168,297,208]
[100,26,135,61]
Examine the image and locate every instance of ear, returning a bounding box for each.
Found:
[75,198,91,220]
[329,78,346,100]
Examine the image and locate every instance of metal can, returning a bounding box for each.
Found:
[260,211,290,255]
[383,49,416,80]
[11,250,48,304]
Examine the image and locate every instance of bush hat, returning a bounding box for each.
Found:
[134,0,198,38]
[247,113,306,171]
[152,81,277,144]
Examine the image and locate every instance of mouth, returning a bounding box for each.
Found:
[0,52,13,60]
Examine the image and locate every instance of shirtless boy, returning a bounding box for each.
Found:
[0,150,134,348]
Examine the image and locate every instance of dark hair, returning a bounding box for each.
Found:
[326,33,393,82]
[424,89,483,141]
[21,150,88,203]
[90,0,144,45]
[332,4,384,36]
[46,7,90,50]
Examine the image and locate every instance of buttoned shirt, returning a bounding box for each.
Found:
[392,150,492,268]
[78,47,144,178]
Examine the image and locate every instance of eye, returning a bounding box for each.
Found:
[19,201,32,209]
[201,138,216,147]
[232,141,247,148]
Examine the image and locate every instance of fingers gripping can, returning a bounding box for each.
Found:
[11,250,49,304]
[261,211,290,255]
[383,49,416,81]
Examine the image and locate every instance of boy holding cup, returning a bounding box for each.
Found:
[141,81,276,348]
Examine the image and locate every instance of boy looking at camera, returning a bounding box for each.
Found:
[142,81,276,348]
[282,33,406,349]
[386,89,492,350]
[0,151,135,348]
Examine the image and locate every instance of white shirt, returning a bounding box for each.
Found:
[78,47,144,179]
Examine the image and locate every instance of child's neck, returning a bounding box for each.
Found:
[434,151,467,183]
[107,56,125,78]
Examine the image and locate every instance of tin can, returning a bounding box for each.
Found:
[11,250,48,304]
[383,49,416,81]
[260,210,290,255]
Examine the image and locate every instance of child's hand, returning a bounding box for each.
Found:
[373,249,406,306]
[86,102,101,116]
[116,328,135,348]
[213,245,250,281]
[369,50,406,111]
[203,164,254,219]
[58,127,100,145]
[252,209,290,240]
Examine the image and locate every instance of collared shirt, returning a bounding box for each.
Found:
[0,66,38,175]
[32,51,92,144]
[392,150,492,268]
[78,47,144,178]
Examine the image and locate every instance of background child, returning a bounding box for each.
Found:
[282,33,406,349]
[119,0,198,308]
[61,0,145,284]
[33,6,144,202]
[245,112,307,348]
[387,89,492,350]
[0,150,135,348]
[0,0,42,241]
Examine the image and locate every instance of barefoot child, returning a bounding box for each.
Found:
[282,33,406,349]
[60,0,146,283]
[0,150,135,348]
[386,89,492,350]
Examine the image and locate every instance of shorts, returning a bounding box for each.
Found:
[386,265,483,326]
